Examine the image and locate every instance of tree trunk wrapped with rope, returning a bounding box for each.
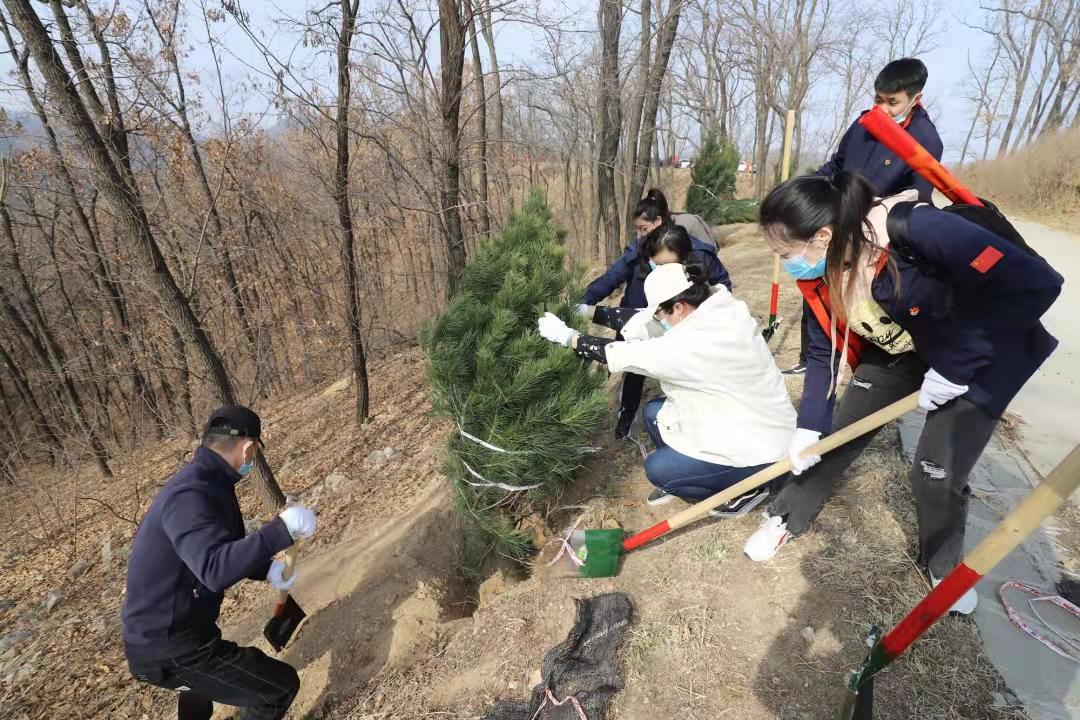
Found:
[423,191,608,567]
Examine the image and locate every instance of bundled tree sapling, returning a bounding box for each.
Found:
[423,191,607,565]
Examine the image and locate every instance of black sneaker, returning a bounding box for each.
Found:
[614,407,635,439]
[708,488,770,518]
[781,362,807,376]
[646,488,676,506]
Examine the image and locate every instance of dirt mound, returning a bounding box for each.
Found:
[0,347,453,719]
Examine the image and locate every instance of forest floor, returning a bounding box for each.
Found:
[0,224,1075,719]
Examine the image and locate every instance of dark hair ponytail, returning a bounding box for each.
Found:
[634,188,672,225]
[759,171,881,321]
[639,222,692,272]
[658,262,711,312]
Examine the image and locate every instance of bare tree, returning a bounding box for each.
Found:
[334,0,371,423]
[596,0,624,261]
[872,0,944,59]
[982,0,1053,156]
[439,0,469,294]
[469,0,492,237]
[960,45,1005,162]
[2,0,286,508]
[625,0,684,230]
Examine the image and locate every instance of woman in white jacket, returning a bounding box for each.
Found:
[538,263,796,516]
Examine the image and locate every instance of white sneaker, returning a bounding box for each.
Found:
[931,573,978,615]
[743,513,792,561]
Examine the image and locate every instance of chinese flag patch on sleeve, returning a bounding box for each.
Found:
[970,246,1004,273]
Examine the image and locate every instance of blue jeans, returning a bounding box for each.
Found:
[642,398,770,501]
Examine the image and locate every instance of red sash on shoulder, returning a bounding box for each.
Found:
[795,278,865,370]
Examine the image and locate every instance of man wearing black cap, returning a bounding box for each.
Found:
[122,405,316,720]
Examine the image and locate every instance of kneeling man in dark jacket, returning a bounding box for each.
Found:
[122,405,316,720]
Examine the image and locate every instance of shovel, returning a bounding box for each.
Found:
[558,391,920,579]
[263,545,306,652]
[839,442,1080,719]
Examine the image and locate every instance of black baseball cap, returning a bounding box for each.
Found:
[203,404,264,446]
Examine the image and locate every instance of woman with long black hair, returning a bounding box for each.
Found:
[581,190,731,438]
[743,171,1062,615]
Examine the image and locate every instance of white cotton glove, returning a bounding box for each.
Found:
[788,428,822,475]
[575,304,592,319]
[266,558,297,591]
[919,368,969,411]
[537,312,579,347]
[279,506,316,539]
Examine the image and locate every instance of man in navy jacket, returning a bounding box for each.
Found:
[123,405,316,720]
[786,57,943,375]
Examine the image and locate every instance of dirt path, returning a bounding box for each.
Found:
[1002,217,1080,484]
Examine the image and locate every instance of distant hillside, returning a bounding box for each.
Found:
[961,125,1080,227]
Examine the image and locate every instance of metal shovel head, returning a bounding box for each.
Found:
[838,674,874,720]
[577,528,626,579]
[761,321,779,342]
[263,594,306,652]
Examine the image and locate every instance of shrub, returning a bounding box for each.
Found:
[686,130,740,223]
[422,190,608,570]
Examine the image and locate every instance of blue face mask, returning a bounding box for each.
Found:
[781,247,827,280]
[238,460,254,477]
[648,259,658,270]
[659,319,672,331]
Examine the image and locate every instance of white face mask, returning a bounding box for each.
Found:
[894,96,919,124]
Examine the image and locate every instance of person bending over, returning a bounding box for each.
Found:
[542,263,793,517]
[122,405,317,720]
[744,171,1061,616]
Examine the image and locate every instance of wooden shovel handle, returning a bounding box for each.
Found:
[664,391,920,533]
[276,545,297,605]
[965,443,1080,575]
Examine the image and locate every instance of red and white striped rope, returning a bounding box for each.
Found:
[529,688,588,720]
[999,581,1080,663]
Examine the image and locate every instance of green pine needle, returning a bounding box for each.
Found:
[423,189,608,567]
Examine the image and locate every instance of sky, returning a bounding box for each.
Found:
[0,0,996,164]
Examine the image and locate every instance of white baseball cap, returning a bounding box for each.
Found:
[642,263,693,319]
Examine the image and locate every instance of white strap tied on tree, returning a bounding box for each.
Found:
[459,424,602,455]
[460,459,542,493]
[458,425,525,454]
[456,424,601,493]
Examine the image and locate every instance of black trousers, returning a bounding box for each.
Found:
[128,638,300,720]
[614,327,646,429]
[798,300,810,364]
[771,350,998,577]
[619,372,646,419]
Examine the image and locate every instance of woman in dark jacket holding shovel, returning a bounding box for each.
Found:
[581,195,731,438]
[743,171,1062,616]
